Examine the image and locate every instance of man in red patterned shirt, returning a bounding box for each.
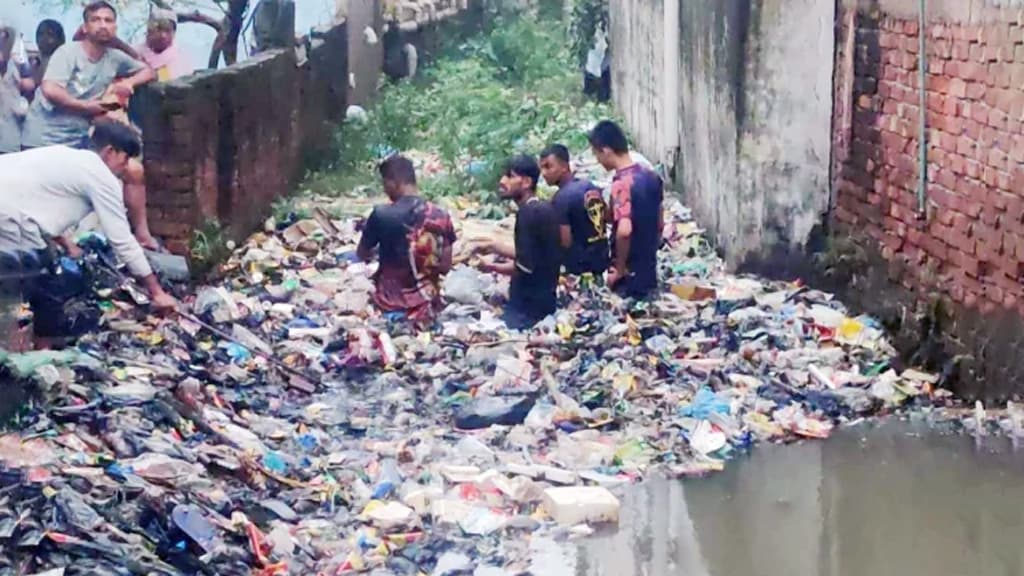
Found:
[589,120,663,299]
[357,155,456,323]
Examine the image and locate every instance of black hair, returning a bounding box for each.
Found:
[36,19,66,44]
[90,120,142,158]
[83,1,118,21]
[539,143,570,165]
[378,154,417,185]
[588,120,629,154]
[504,155,540,190]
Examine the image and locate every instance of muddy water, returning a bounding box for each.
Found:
[534,420,1024,576]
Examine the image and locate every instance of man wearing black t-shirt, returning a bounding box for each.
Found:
[539,143,609,277]
[357,155,456,323]
[474,155,562,330]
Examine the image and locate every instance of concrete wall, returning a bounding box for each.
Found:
[609,0,834,268]
[608,0,665,160]
[829,0,1024,399]
[348,0,386,105]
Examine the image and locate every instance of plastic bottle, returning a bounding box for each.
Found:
[372,458,402,499]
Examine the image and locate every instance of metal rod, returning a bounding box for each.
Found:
[917,0,928,217]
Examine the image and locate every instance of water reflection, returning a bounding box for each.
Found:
[538,421,1024,576]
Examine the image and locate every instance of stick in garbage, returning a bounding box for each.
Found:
[98,260,317,392]
[175,310,318,392]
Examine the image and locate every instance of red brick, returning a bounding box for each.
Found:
[983,45,1002,62]
[970,43,986,62]
[937,130,958,152]
[929,60,945,75]
[904,21,920,36]
[970,102,990,123]
[957,134,976,157]
[964,119,983,140]
[966,81,987,101]
[1017,44,1024,61]
[988,147,1009,170]
[902,53,919,70]
[949,153,966,175]
[960,62,988,82]
[953,25,981,42]
[952,41,971,61]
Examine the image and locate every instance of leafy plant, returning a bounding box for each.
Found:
[310,10,616,214]
[189,218,232,280]
[569,0,609,67]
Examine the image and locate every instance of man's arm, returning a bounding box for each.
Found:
[118,65,155,91]
[613,218,632,274]
[559,225,572,249]
[480,259,515,276]
[40,80,106,117]
[87,166,175,308]
[356,210,380,262]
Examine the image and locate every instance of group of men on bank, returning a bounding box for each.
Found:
[0,1,195,326]
[358,119,664,330]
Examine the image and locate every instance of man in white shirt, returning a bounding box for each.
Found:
[0,120,176,315]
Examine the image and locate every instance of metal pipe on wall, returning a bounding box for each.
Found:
[662,0,681,172]
[917,0,928,216]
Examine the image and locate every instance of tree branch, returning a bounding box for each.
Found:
[178,9,225,32]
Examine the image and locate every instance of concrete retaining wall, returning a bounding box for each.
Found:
[609,0,835,268]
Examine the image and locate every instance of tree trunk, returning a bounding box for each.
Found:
[222,0,249,66]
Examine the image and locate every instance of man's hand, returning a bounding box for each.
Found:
[64,242,84,259]
[606,266,625,288]
[137,234,161,252]
[82,100,110,117]
[150,290,178,314]
[470,239,495,255]
[111,81,133,99]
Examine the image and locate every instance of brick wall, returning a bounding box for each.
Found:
[135,22,350,254]
[831,3,1024,399]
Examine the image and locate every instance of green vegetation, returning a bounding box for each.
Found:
[188,219,232,281]
[301,11,615,213]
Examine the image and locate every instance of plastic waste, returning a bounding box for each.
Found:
[454,395,536,429]
[172,504,220,555]
[542,486,620,526]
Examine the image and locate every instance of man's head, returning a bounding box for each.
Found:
[146,9,177,54]
[588,120,630,171]
[499,155,540,202]
[36,19,65,57]
[82,1,118,46]
[90,120,141,177]
[539,144,572,187]
[378,154,417,200]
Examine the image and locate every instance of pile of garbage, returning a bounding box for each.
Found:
[0,162,953,574]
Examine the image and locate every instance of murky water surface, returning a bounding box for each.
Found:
[534,420,1024,576]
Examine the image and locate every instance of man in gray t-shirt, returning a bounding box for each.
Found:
[21,1,154,149]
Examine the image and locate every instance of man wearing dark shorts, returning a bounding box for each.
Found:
[589,120,663,299]
[357,155,456,324]
[539,143,609,278]
[475,155,562,330]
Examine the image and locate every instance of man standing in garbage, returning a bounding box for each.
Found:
[0,120,177,340]
[474,155,562,329]
[589,120,663,299]
[357,155,457,324]
[539,144,609,279]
